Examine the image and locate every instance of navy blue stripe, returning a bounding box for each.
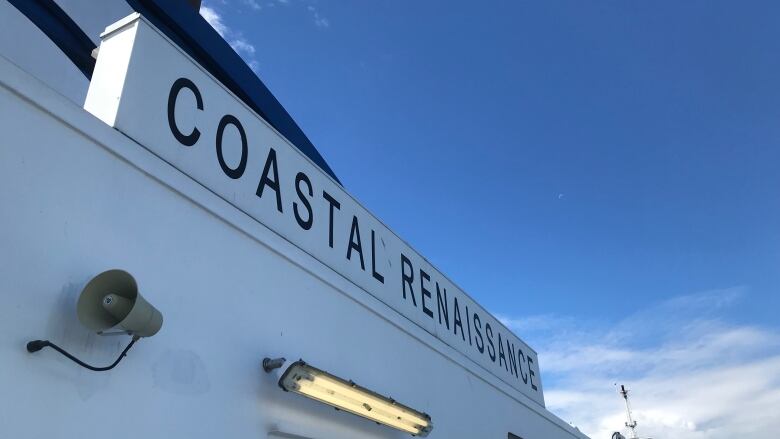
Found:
[7,0,97,79]
[8,0,340,184]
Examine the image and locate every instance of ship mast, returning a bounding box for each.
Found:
[619,384,639,439]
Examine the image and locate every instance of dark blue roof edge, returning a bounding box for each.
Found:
[9,0,340,184]
[8,0,97,79]
[125,0,341,184]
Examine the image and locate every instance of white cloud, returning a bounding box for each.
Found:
[243,0,262,10]
[231,1,330,30]
[306,4,330,29]
[229,38,256,56]
[313,13,329,29]
[199,5,228,38]
[199,4,260,72]
[500,288,780,438]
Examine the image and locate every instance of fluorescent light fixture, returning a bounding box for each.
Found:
[278,361,433,437]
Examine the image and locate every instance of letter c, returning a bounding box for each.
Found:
[167,77,203,146]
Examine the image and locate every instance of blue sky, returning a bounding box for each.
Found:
[200,1,780,437]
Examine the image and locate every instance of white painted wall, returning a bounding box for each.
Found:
[0,0,131,104]
[85,14,546,406]
[0,13,590,439]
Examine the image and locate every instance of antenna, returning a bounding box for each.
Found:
[618,384,639,439]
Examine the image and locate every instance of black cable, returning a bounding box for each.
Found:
[26,336,139,371]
